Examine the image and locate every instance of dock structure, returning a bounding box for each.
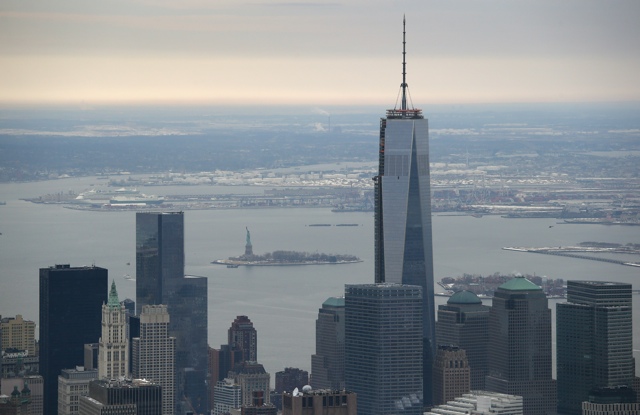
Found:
[503,247,640,267]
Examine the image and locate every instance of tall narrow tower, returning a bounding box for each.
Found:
[228,315,257,363]
[98,281,129,380]
[373,17,436,404]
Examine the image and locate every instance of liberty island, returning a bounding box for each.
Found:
[211,227,361,267]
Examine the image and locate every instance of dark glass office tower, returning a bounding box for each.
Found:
[136,212,208,414]
[435,290,490,390]
[344,284,423,415]
[136,212,184,311]
[39,264,108,415]
[373,19,435,404]
[557,281,634,415]
[311,297,345,390]
[485,276,556,415]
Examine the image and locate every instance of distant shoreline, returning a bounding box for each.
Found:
[211,259,362,267]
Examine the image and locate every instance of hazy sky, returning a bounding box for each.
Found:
[2,0,639,106]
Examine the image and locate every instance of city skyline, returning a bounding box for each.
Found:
[2,1,640,105]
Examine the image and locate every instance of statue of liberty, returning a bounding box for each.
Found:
[244,227,253,257]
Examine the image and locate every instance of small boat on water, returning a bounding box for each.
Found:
[226,264,239,268]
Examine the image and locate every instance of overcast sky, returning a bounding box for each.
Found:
[2,0,639,106]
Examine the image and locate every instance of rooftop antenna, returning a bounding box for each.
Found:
[401,15,407,111]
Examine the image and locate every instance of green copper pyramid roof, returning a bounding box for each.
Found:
[447,290,482,305]
[323,297,345,307]
[499,276,542,291]
[107,280,120,309]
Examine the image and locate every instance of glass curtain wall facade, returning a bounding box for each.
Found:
[485,277,556,415]
[136,212,184,311]
[135,212,208,414]
[344,284,423,415]
[373,21,436,404]
[374,110,435,404]
[311,297,345,390]
[557,281,634,415]
[39,265,108,415]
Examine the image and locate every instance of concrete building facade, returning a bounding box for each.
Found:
[432,345,470,405]
[132,305,175,415]
[435,290,489,390]
[212,379,241,415]
[97,282,128,380]
[2,376,43,415]
[425,391,523,415]
[228,316,257,364]
[78,379,161,415]
[57,368,97,415]
[281,389,356,415]
[1,316,36,357]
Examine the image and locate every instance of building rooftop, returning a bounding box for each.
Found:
[498,276,541,291]
[447,290,482,305]
[323,297,345,307]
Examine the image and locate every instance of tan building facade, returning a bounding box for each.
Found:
[1,316,36,356]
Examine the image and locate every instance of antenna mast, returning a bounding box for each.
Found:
[401,15,407,111]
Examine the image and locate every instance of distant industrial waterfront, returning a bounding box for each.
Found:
[1,176,639,383]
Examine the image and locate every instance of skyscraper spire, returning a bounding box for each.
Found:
[401,15,408,111]
[389,17,420,119]
[107,280,120,309]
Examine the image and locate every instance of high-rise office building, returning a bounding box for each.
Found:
[485,276,556,415]
[212,379,241,415]
[435,290,490,390]
[136,212,208,414]
[1,315,36,356]
[281,388,357,415]
[310,297,344,390]
[228,316,257,363]
[344,283,423,415]
[275,368,308,395]
[228,362,271,407]
[132,305,175,415]
[136,212,184,312]
[373,19,435,403]
[39,265,108,415]
[557,281,634,415]
[57,367,97,415]
[432,345,470,406]
[425,391,523,415]
[97,281,128,380]
[78,379,161,415]
[581,386,640,415]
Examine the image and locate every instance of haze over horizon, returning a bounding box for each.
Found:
[2,0,640,106]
